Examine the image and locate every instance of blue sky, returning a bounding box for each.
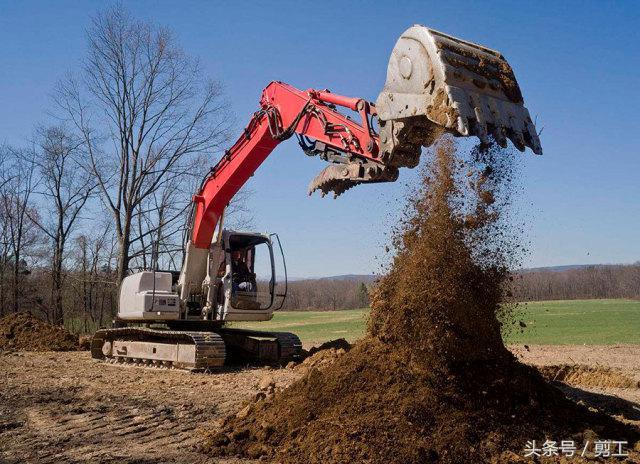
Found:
[1,1,639,277]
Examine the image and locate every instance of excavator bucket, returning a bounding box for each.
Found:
[376,25,542,169]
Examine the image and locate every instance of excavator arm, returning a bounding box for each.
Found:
[177,81,399,303]
[189,81,396,249]
[188,25,545,252]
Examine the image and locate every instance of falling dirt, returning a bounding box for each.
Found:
[204,138,639,463]
[0,312,78,352]
[366,138,515,366]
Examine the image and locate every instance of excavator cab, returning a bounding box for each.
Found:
[227,233,275,311]
[116,230,286,326]
[206,230,287,322]
[95,229,296,370]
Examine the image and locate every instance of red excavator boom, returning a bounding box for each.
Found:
[190,81,395,249]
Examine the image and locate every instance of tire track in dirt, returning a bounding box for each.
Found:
[0,351,300,463]
[3,402,205,463]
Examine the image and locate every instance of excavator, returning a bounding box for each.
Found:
[91,25,542,370]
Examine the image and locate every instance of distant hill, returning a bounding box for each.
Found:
[301,266,601,281]
[290,274,378,282]
[319,274,378,282]
[518,264,601,273]
[296,264,635,282]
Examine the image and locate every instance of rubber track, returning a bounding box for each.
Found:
[271,331,303,361]
[91,328,226,371]
[218,327,303,362]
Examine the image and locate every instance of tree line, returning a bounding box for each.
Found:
[281,279,370,311]
[275,264,640,312]
[0,7,236,329]
[510,264,640,301]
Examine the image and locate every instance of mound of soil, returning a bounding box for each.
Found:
[0,312,78,352]
[205,139,639,463]
[207,341,635,463]
[78,335,92,351]
[306,338,351,357]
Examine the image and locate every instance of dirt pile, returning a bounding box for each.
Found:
[0,312,78,352]
[78,335,93,351]
[205,139,639,463]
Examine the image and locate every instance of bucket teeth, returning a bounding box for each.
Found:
[307,165,364,199]
[308,162,399,199]
[309,177,359,199]
[376,25,542,166]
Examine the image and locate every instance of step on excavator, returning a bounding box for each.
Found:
[91,25,542,371]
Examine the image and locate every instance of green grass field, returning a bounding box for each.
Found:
[234,309,367,345]
[504,299,640,345]
[234,299,640,346]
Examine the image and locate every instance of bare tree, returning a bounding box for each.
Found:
[55,6,232,284]
[223,186,255,231]
[0,147,41,313]
[129,169,195,271]
[26,126,96,324]
[0,148,13,315]
[70,226,118,330]
[0,208,9,314]
[0,149,13,191]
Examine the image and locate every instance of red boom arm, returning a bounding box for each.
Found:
[189,81,388,249]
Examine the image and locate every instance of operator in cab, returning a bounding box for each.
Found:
[231,249,254,293]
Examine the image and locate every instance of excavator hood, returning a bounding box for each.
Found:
[375,25,542,169]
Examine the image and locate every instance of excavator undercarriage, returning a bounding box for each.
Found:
[92,326,301,371]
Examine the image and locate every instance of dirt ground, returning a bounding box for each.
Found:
[514,344,640,401]
[1,344,639,463]
[512,344,640,431]
[0,353,300,464]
